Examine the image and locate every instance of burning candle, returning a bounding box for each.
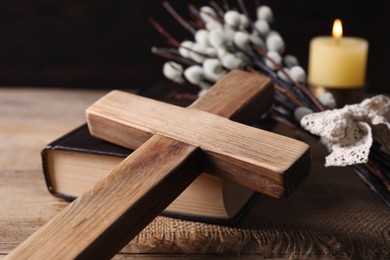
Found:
[308,19,369,88]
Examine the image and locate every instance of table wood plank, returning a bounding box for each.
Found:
[0,88,106,256]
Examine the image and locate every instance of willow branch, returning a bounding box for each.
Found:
[270,111,299,129]
[253,45,324,111]
[275,84,303,107]
[366,160,390,192]
[222,0,230,11]
[151,47,197,66]
[237,0,253,24]
[163,2,197,34]
[254,0,261,9]
[209,1,224,18]
[149,17,180,47]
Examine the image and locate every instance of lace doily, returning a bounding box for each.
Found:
[301,95,390,167]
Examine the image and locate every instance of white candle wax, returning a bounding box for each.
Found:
[308,36,369,88]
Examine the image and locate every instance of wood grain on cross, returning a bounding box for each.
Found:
[6,70,310,259]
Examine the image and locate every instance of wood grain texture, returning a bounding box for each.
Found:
[5,135,201,260]
[0,88,105,255]
[5,71,309,259]
[87,89,310,197]
[189,70,274,123]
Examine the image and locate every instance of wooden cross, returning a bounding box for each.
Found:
[6,70,310,259]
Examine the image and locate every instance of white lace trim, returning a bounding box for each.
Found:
[301,95,390,167]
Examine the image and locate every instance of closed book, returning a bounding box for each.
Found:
[41,123,258,224]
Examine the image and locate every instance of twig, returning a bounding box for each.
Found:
[210,1,225,18]
[371,144,390,180]
[247,65,302,110]
[275,84,303,107]
[254,0,261,9]
[153,47,180,56]
[188,4,200,18]
[151,47,197,66]
[182,46,211,58]
[189,4,223,24]
[366,160,390,192]
[187,4,205,29]
[222,0,230,11]
[175,93,198,103]
[352,164,390,207]
[273,89,299,112]
[149,17,180,47]
[252,57,311,109]
[237,0,253,25]
[163,2,197,34]
[253,44,324,111]
[270,111,299,129]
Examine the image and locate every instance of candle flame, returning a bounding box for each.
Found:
[332,19,343,39]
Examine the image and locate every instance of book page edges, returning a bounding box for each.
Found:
[44,150,254,222]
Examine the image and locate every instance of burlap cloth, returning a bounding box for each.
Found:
[118,123,390,259]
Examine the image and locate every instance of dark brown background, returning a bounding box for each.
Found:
[0,0,389,93]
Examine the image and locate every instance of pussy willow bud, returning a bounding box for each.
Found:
[254,20,270,36]
[203,58,227,82]
[265,51,282,70]
[257,6,273,23]
[184,65,204,85]
[221,53,244,70]
[266,34,285,53]
[179,41,193,58]
[289,66,306,83]
[224,10,241,28]
[163,61,185,84]
[195,29,210,47]
[200,6,217,22]
[294,107,313,122]
[284,55,299,68]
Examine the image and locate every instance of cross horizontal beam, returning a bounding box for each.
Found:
[87,90,310,198]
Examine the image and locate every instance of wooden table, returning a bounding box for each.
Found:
[1,88,388,259]
[0,88,101,258]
